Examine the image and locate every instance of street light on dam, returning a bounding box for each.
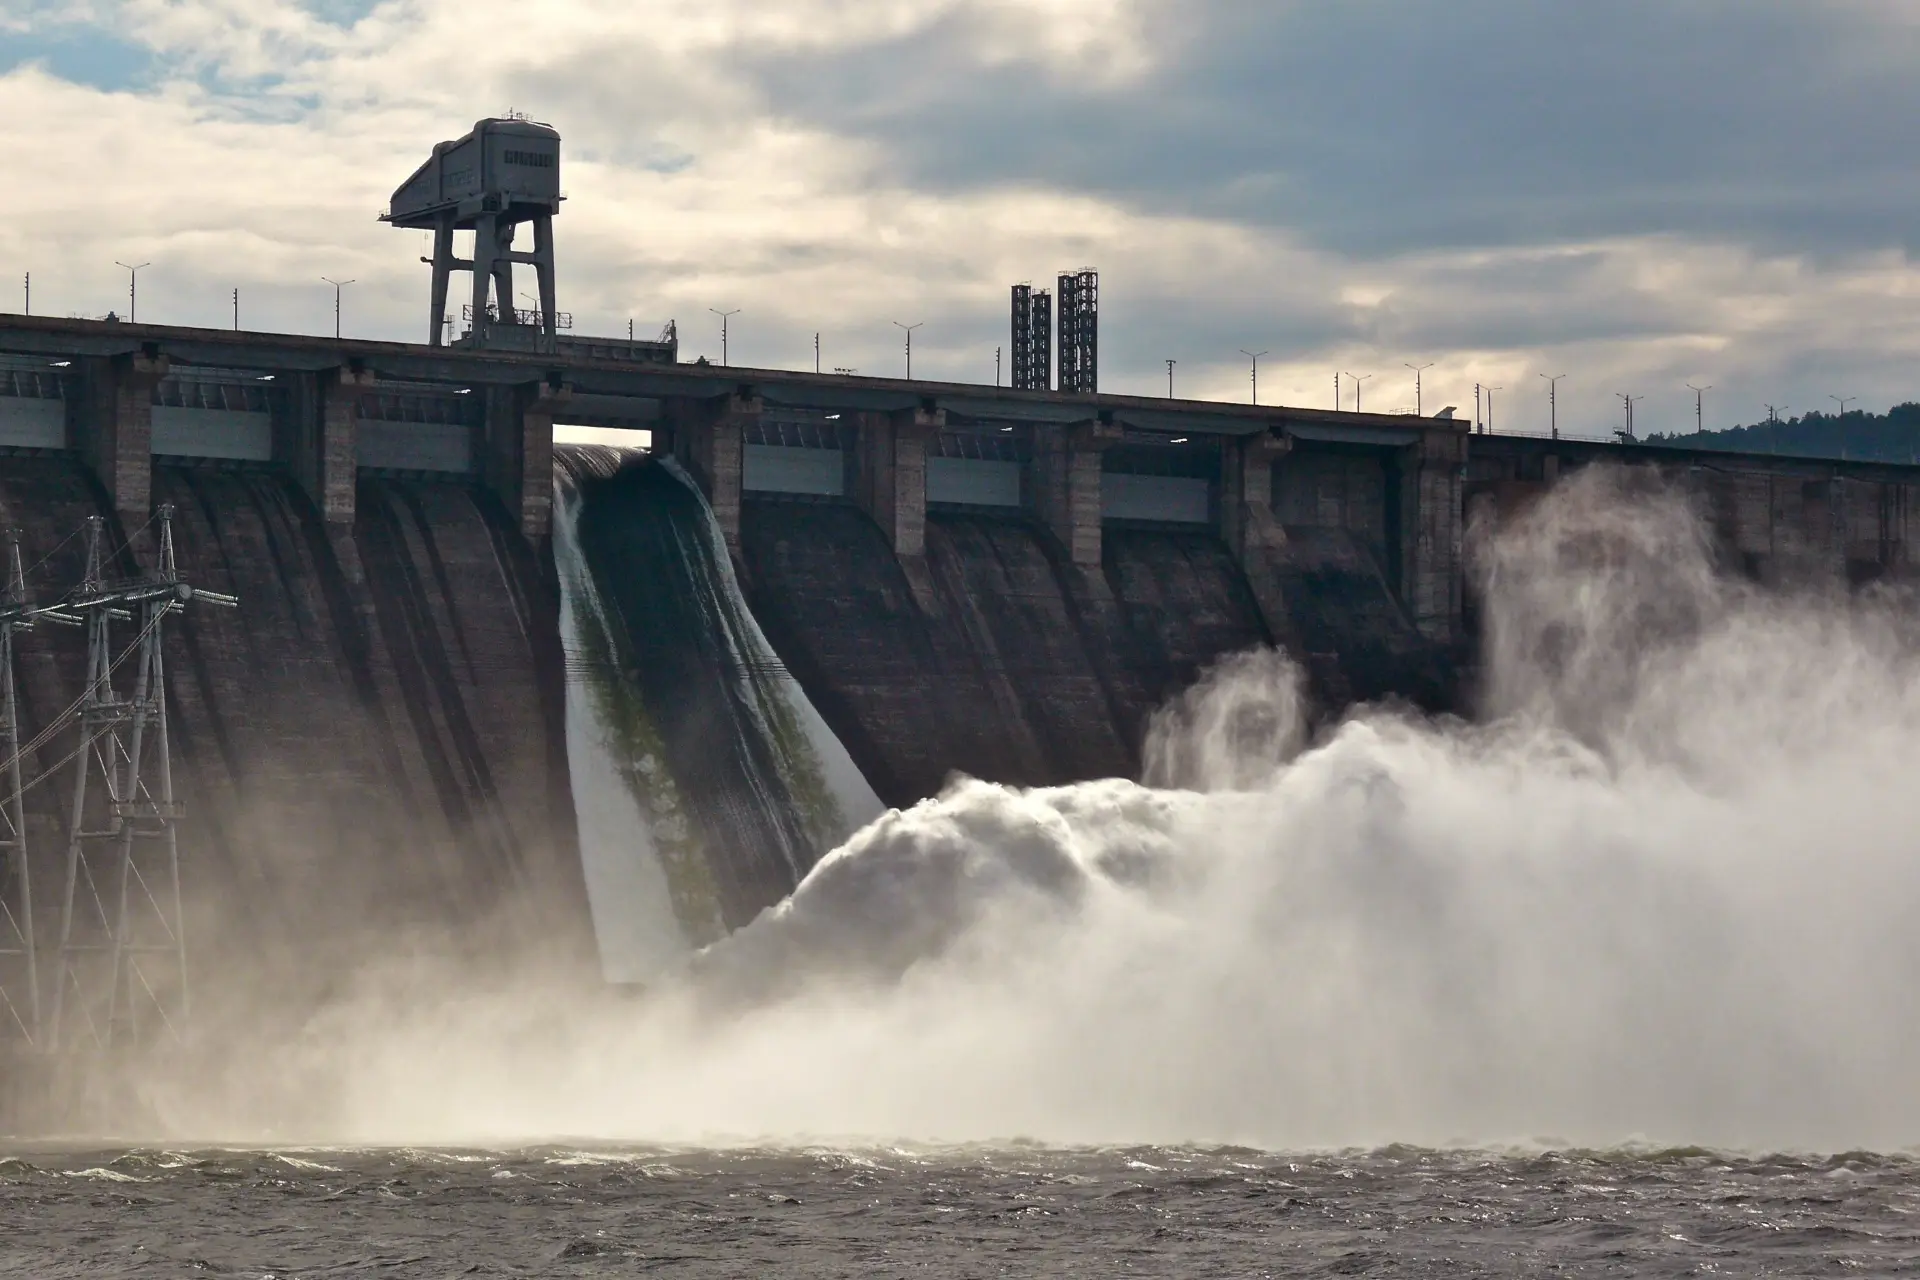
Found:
[321,276,354,339]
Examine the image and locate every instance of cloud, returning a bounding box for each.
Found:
[3,0,1919,429]
[737,0,1920,259]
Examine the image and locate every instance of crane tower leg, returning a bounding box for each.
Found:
[534,215,557,339]
[429,215,454,347]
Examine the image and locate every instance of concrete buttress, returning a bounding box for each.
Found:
[1400,427,1468,642]
[857,406,943,557]
[76,350,169,526]
[486,378,570,539]
[669,392,756,553]
[1220,429,1294,643]
[855,405,943,610]
[280,365,372,525]
[1034,418,1122,569]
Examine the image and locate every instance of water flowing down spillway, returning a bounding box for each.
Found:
[552,446,881,981]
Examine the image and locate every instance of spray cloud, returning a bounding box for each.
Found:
[173,468,1920,1153]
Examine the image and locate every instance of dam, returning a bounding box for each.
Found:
[0,313,1473,1014]
[0,314,1912,1011]
[1,119,1918,1119]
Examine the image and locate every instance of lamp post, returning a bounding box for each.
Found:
[1346,372,1372,413]
[1484,385,1503,432]
[1242,350,1270,405]
[320,276,354,339]
[1688,383,1712,435]
[1541,373,1566,440]
[893,321,923,379]
[115,261,151,323]
[1166,359,1177,398]
[1406,361,1434,416]
[709,308,740,367]
[1617,392,1644,439]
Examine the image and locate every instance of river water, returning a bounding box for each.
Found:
[5,1143,1917,1277]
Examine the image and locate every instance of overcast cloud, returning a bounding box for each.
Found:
[3,0,1919,432]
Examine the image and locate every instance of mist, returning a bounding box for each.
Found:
[138,467,1920,1153]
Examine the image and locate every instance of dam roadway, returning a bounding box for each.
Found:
[0,312,1916,1059]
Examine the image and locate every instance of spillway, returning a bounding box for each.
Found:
[552,445,880,980]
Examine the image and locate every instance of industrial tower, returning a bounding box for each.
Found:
[1010,284,1052,391]
[1056,270,1099,394]
[384,117,564,347]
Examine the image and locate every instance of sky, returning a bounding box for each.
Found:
[4,0,1920,435]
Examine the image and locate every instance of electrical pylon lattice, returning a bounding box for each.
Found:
[0,531,38,1046]
[45,507,235,1052]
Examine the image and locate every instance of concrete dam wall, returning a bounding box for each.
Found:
[3,317,1920,1035]
[0,454,591,1033]
[0,434,1449,1012]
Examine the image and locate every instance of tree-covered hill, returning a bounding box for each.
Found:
[1644,404,1920,463]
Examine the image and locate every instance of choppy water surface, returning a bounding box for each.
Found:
[2,1144,1917,1277]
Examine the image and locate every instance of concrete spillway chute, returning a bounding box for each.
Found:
[384,116,563,349]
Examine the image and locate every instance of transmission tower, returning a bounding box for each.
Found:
[0,531,37,1045]
[46,507,234,1052]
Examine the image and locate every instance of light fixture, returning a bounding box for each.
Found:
[1000,426,1013,432]
[454,387,472,395]
[49,360,70,368]
[1170,436,1188,444]
[824,413,841,420]
[257,373,275,381]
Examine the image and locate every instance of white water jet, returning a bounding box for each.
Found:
[667,455,884,860]
[552,472,690,982]
[550,450,881,981]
